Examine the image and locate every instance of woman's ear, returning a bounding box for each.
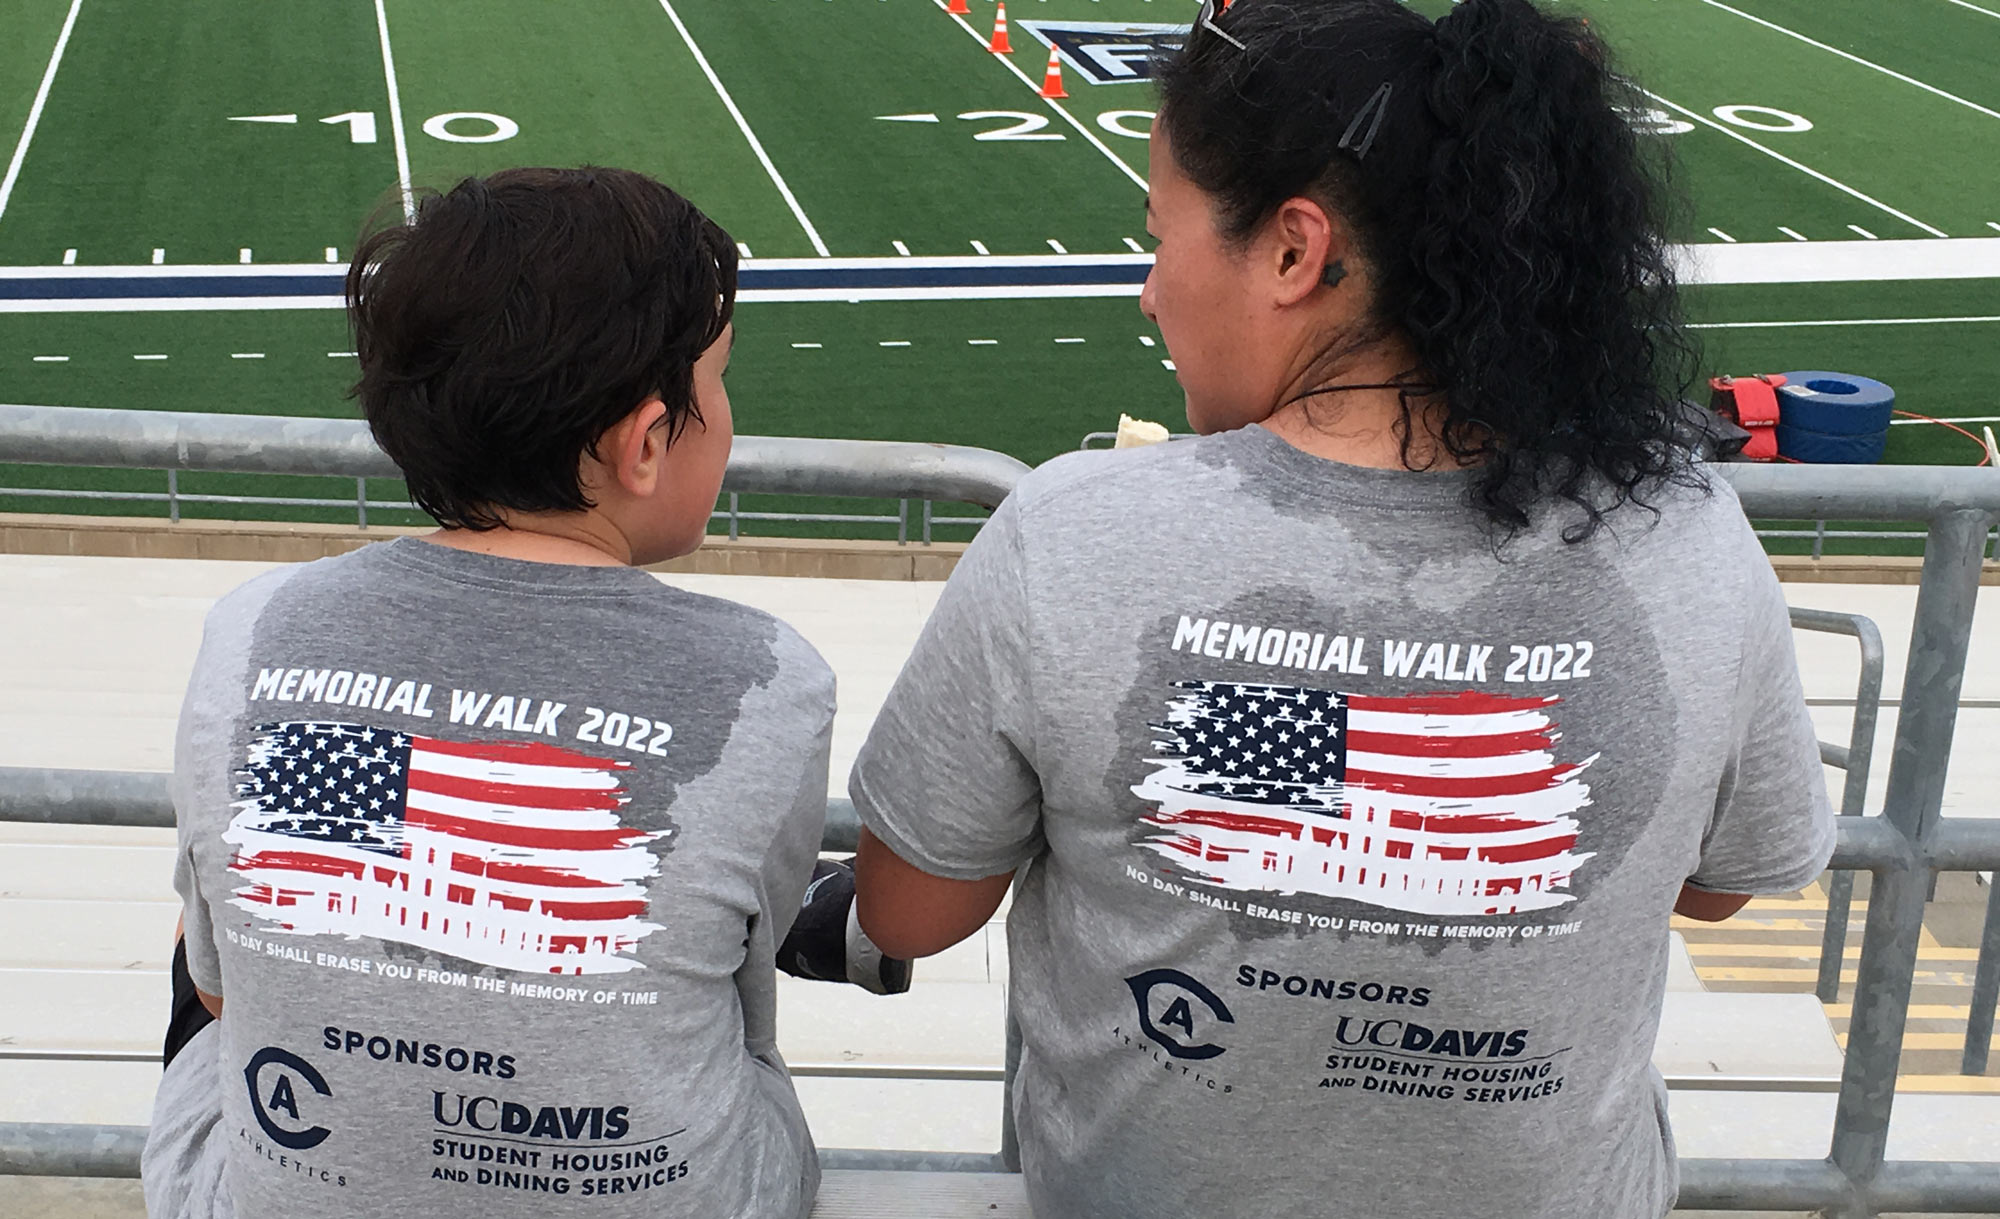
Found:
[1268,195,1343,307]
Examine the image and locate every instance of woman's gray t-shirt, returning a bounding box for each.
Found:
[852,425,1833,1219]
[171,538,833,1219]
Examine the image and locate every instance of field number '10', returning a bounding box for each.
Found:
[318,111,520,144]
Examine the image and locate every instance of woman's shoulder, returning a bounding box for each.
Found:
[1009,435,1225,516]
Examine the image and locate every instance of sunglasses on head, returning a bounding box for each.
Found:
[1188,0,1395,161]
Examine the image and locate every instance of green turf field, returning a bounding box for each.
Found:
[2,0,1997,537]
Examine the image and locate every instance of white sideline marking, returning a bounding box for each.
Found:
[372,0,415,221]
[0,0,85,223]
[1697,0,2000,123]
[230,352,264,359]
[1944,0,2000,18]
[238,248,252,263]
[1894,413,2000,425]
[655,0,829,256]
[970,240,990,255]
[1689,315,2000,330]
[931,0,1149,193]
[737,242,753,258]
[790,342,821,349]
[61,248,75,263]
[1124,237,1146,253]
[1707,227,1737,243]
[1848,225,1880,240]
[1047,238,1068,253]
[892,240,911,256]
[150,248,164,264]
[1642,89,1948,238]
[325,247,340,263]
[1779,227,1810,242]
[1989,222,2000,233]
[31,355,67,361]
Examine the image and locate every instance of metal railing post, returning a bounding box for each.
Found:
[1814,518,1826,560]
[1825,508,1992,1214]
[1786,610,1888,1003]
[729,492,740,541]
[166,468,179,523]
[356,477,368,528]
[897,498,909,546]
[1966,885,2000,1074]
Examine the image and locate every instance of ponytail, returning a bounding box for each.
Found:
[1157,0,1701,540]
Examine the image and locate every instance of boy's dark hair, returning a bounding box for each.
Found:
[1160,0,1703,541]
[347,166,738,530]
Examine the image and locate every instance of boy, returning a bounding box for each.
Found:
[144,167,884,1219]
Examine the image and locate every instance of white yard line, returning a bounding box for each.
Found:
[0,0,86,223]
[1895,413,2000,425]
[931,0,1149,193]
[654,0,829,256]
[1642,90,1949,238]
[1943,0,2000,18]
[1696,0,2000,122]
[1688,315,2000,329]
[372,0,416,222]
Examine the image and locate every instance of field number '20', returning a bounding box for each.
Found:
[1503,641,1594,684]
[319,111,519,144]
[953,111,1156,142]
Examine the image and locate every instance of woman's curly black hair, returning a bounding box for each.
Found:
[1158,0,1704,540]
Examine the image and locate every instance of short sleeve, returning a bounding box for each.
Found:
[1687,557,1836,895]
[171,634,228,995]
[849,496,1043,880]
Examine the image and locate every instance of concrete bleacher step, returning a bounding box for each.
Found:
[1654,992,1844,1086]
[0,843,178,904]
[1666,930,1705,993]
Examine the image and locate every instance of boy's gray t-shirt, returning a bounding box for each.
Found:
[171,538,834,1219]
[851,426,1833,1219]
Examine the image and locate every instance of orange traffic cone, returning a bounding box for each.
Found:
[946,0,969,12]
[1039,46,1067,98]
[988,2,1012,53]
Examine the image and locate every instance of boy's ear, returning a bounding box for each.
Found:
[602,397,671,498]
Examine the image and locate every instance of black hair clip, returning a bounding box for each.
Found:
[1337,81,1394,160]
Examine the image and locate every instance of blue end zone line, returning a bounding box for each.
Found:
[2,241,1998,311]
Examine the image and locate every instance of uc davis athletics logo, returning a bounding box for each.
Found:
[245,1046,334,1149]
[1125,968,1234,1060]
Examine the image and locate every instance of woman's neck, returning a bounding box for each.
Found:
[1257,339,1468,471]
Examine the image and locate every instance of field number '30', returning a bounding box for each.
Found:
[316,111,519,144]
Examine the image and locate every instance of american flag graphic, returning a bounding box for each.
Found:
[224,722,666,975]
[1132,682,1597,917]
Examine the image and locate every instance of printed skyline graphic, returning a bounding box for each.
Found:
[224,722,665,974]
[1133,682,1597,917]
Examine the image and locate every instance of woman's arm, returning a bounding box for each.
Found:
[855,828,1015,960]
[1674,883,1751,922]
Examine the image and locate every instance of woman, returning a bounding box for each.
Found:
[849,1,1832,1216]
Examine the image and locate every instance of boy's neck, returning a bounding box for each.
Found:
[422,515,637,568]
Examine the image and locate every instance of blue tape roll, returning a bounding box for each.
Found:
[1776,421,1888,465]
[1777,371,1895,436]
